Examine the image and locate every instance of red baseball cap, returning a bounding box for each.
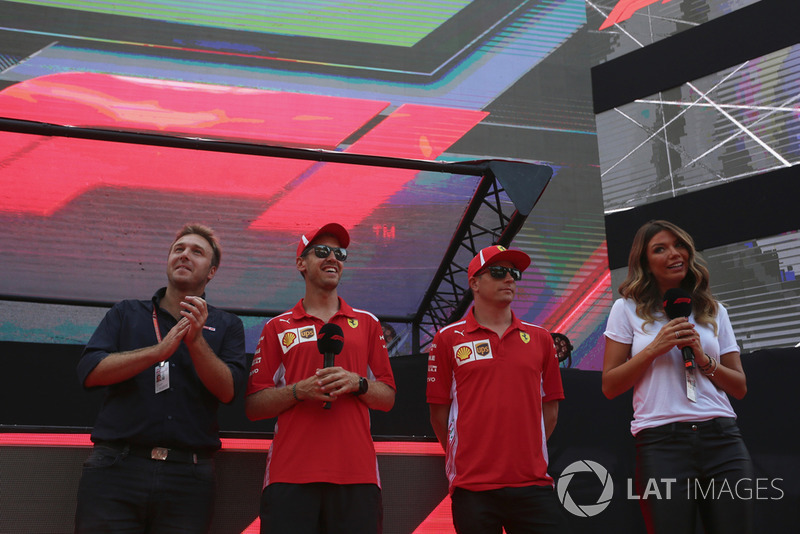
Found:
[297,223,350,257]
[468,245,531,278]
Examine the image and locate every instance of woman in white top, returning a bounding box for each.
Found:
[603,220,753,534]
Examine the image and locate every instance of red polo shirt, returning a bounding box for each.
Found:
[247,298,395,487]
[427,308,564,492]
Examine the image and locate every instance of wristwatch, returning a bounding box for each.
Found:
[353,376,369,396]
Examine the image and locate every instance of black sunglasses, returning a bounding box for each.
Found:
[480,265,522,281]
[302,244,348,262]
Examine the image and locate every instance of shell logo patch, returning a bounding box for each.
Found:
[348,318,359,329]
[455,346,473,362]
[520,331,530,344]
[281,331,297,348]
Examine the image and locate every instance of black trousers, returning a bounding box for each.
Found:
[450,484,571,534]
[74,444,215,534]
[260,482,382,534]
[635,417,754,534]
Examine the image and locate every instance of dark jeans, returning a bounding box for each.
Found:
[451,485,571,534]
[260,482,382,534]
[635,417,754,534]
[74,444,215,534]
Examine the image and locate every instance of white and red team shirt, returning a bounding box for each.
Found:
[246,298,396,488]
[426,308,564,492]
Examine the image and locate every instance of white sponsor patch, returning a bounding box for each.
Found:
[278,326,317,354]
[453,339,493,365]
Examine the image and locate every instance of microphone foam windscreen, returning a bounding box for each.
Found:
[317,323,344,355]
[663,288,693,319]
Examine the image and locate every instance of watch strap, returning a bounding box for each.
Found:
[353,376,368,396]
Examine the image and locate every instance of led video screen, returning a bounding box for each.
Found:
[0,0,609,366]
[598,43,800,213]
[587,0,760,63]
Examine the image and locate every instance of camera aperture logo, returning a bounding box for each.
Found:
[556,460,614,517]
[556,459,784,518]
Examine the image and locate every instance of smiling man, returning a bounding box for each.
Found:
[74,223,247,533]
[245,222,396,534]
[427,245,570,534]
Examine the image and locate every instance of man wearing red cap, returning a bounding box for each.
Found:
[246,223,396,534]
[427,245,569,533]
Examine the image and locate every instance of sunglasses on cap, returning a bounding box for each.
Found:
[302,244,348,262]
[479,265,522,281]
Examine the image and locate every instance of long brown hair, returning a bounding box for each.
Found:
[618,220,718,332]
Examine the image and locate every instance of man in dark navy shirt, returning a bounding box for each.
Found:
[75,223,247,533]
